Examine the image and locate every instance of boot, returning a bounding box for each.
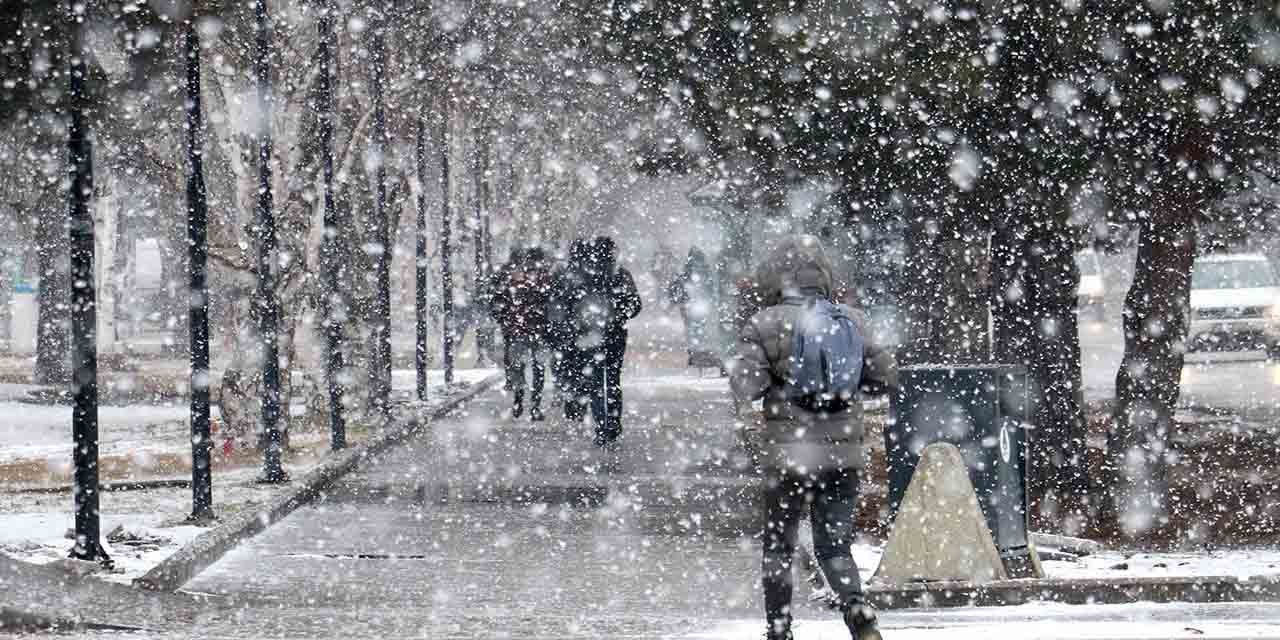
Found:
[843,602,883,640]
[529,405,545,422]
[512,391,524,419]
[764,613,793,640]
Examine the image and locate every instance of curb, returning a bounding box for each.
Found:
[0,607,147,633]
[866,574,1280,610]
[1,478,192,495]
[132,374,501,592]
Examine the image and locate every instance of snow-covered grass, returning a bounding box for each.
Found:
[1042,549,1280,581]
[836,542,1280,588]
[0,369,500,584]
[0,402,196,464]
[0,465,319,585]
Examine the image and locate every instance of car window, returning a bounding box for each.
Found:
[1191,260,1278,290]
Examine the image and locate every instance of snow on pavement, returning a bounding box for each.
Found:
[688,602,1280,639]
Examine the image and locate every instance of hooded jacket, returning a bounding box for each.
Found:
[729,235,897,473]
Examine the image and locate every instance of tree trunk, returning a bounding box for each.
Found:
[34,200,70,386]
[253,0,285,482]
[1025,225,1088,524]
[317,0,346,448]
[366,14,392,414]
[415,106,429,401]
[184,19,214,520]
[992,216,1089,528]
[439,99,455,385]
[900,210,988,365]
[1107,214,1196,538]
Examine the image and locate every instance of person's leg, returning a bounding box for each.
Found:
[809,468,862,606]
[604,337,625,440]
[762,472,804,638]
[564,348,586,422]
[588,353,610,445]
[502,333,512,390]
[507,340,528,417]
[529,344,546,420]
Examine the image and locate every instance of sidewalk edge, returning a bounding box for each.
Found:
[132,374,501,592]
[867,573,1280,609]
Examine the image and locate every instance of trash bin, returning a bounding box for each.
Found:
[886,364,1035,578]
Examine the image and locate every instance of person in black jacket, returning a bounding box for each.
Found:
[588,235,641,448]
[491,247,523,390]
[547,239,593,422]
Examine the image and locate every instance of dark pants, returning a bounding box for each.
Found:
[507,339,546,408]
[762,468,863,631]
[588,334,626,445]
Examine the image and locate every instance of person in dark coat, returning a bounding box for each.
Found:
[585,235,641,448]
[730,236,896,640]
[494,246,553,420]
[491,247,523,390]
[547,239,593,421]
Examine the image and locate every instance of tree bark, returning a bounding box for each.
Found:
[1108,214,1196,537]
[899,210,989,365]
[366,13,392,414]
[991,216,1089,527]
[318,0,346,448]
[253,0,286,482]
[1025,225,1088,522]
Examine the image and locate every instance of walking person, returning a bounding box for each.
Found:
[667,247,722,370]
[494,246,554,421]
[590,235,641,449]
[729,235,896,640]
[492,247,522,390]
[548,239,592,421]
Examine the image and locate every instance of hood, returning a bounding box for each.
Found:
[756,235,835,305]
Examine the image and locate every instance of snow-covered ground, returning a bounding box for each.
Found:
[691,603,1280,639]
[833,543,1280,588]
[0,368,498,584]
[0,466,319,585]
[0,402,197,465]
[0,367,498,470]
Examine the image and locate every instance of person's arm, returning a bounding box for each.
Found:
[729,313,772,402]
[616,269,642,320]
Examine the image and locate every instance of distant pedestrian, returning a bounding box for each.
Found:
[494,246,553,421]
[589,236,641,448]
[492,247,522,389]
[667,248,723,370]
[729,235,896,640]
[548,239,593,422]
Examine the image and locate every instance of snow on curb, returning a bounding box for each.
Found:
[132,373,502,592]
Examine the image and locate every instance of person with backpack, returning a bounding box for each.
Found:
[729,235,896,640]
[494,246,554,421]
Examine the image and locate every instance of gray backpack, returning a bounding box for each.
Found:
[784,298,864,413]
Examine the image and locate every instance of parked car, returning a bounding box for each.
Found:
[1187,253,1280,358]
[1076,250,1106,320]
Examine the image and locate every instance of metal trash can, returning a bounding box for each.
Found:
[886,364,1036,578]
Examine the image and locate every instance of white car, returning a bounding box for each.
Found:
[1187,253,1280,358]
[1076,250,1106,319]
